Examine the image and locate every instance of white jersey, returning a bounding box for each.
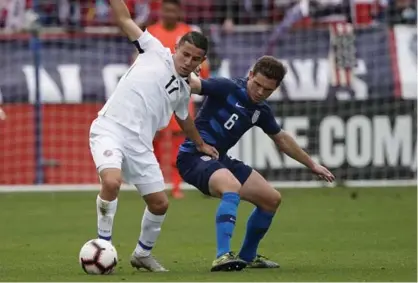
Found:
[97,30,191,150]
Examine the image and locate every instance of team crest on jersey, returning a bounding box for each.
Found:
[103,150,113,157]
[200,155,212,161]
[252,110,260,124]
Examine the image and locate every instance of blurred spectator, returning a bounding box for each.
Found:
[58,0,81,30]
[228,0,272,25]
[265,0,353,53]
[210,0,273,32]
[386,0,416,24]
[182,0,213,26]
[81,0,159,27]
[0,0,27,31]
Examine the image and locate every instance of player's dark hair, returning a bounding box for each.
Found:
[162,0,181,7]
[252,56,287,86]
[178,31,209,55]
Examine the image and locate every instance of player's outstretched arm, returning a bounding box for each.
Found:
[189,75,235,97]
[109,0,143,41]
[0,107,6,121]
[175,115,219,159]
[271,131,335,183]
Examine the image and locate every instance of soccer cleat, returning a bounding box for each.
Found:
[245,254,280,269]
[130,252,168,272]
[210,252,247,272]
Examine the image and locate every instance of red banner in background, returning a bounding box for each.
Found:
[0,104,103,184]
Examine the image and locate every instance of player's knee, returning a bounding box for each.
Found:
[272,190,282,209]
[144,192,169,215]
[263,190,282,212]
[209,169,242,197]
[100,170,122,199]
[102,176,122,191]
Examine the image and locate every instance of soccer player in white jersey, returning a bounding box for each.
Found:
[89,0,219,272]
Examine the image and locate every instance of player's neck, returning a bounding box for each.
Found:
[162,22,178,31]
[171,55,188,78]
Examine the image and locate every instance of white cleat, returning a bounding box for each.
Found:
[130,252,168,272]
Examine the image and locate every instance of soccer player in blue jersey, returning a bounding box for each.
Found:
[177,56,335,272]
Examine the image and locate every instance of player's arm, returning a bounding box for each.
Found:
[270,131,316,170]
[189,75,233,97]
[271,131,335,182]
[109,0,143,41]
[175,115,219,159]
[259,107,335,182]
[0,107,6,121]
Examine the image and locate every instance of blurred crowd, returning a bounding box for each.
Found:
[0,0,416,32]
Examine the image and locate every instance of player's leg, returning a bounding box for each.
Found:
[177,152,247,271]
[126,148,169,272]
[237,170,281,268]
[131,189,169,272]
[89,121,124,242]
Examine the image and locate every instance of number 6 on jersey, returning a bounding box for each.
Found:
[224,113,239,130]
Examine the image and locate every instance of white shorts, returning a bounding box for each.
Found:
[89,116,164,196]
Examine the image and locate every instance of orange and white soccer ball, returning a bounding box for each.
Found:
[79,239,118,275]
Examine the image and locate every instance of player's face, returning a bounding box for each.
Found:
[247,71,278,103]
[174,42,206,77]
[161,3,180,27]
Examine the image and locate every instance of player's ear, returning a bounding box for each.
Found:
[248,70,254,79]
[200,56,207,63]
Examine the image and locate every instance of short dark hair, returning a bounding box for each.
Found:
[178,31,209,55]
[162,0,181,7]
[252,56,287,86]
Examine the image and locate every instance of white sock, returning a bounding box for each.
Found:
[96,195,118,241]
[135,206,166,257]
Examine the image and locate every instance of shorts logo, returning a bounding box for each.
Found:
[200,155,212,161]
[252,110,260,124]
[103,150,113,157]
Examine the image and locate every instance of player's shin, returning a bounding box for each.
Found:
[96,195,118,242]
[215,192,240,258]
[135,206,166,257]
[238,207,275,262]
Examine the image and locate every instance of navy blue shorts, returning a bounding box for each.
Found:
[176,151,253,196]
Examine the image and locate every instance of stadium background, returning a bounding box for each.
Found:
[0,1,416,282]
[0,0,416,187]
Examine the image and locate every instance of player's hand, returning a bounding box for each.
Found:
[311,163,335,183]
[0,108,6,121]
[197,143,219,160]
[193,65,202,76]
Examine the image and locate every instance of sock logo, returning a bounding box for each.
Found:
[217,214,236,224]
[99,207,108,215]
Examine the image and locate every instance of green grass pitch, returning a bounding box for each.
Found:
[0,186,416,281]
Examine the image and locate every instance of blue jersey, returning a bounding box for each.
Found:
[179,77,281,155]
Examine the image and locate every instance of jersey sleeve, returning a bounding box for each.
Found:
[200,78,234,98]
[257,106,281,135]
[174,94,190,121]
[132,29,165,54]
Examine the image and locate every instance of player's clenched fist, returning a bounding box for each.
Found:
[311,163,335,183]
[196,143,219,160]
[0,107,6,121]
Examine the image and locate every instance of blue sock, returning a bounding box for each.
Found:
[238,207,275,262]
[215,192,240,258]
